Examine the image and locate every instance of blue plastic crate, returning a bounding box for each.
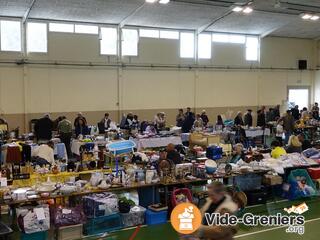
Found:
[145,209,167,225]
[206,146,222,160]
[83,213,122,235]
[20,231,48,240]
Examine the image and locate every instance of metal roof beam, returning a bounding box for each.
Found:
[22,0,37,23]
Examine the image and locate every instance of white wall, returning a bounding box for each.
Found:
[0,30,317,130]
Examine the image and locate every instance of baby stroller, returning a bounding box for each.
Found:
[171,188,193,208]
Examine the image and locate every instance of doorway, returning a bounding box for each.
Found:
[288,87,310,109]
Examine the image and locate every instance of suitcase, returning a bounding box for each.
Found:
[307,168,320,180]
[245,189,269,205]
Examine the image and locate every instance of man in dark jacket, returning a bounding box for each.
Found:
[244,109,253,127]
[34,114,53,141]
[201,110,210,127]
[273,105,280,119]
[182,107,195,133]
[234,112,244,126]
[98,113,111,133]
[291,105,300,120]
[279,110,296,144]
[257,110,266,127]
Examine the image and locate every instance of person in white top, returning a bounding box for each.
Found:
[276,119,284,146]
[33,141,55,165]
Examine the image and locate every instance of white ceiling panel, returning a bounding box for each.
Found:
[271,20,320,39]
[29,0,143,24]
[0,0,32,17]
[207,11,296,35]
[125,2,229,30]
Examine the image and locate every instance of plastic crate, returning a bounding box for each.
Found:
[21,231,48,240]
[120,206,145,228]
[83,193,118,218]
[146,209,167,225]
[57,224,83,240]
[83,213,122,235]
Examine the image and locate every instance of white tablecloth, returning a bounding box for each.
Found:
[133,136,182,150]
[71,140,85,156]
[229,128,270,138]
[244,128,271,138]
[31,142,68,160]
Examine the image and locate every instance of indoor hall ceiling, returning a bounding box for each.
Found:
[0,0,320,39]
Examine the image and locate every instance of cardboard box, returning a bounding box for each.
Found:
[263,174,283,186]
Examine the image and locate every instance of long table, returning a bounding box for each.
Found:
[181,128,271,143]
[0,182,161,206]
[133,136,182,150]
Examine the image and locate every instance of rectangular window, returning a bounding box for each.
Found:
[100,27,117,55]
[0,20,21,51]
[229,34,246,44]
[27,22,47,53]
[212,33,246,44]
[139,29,159,38]
[49,23,74,33]
[212,33,229,43]
[198,34,211,59]
[122,29,138,56]
[246,36,259,61]
[160,30,179,39]
[180,32,194,58]
[75,24,98,34]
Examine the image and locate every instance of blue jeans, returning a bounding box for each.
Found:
[284,131,291,144]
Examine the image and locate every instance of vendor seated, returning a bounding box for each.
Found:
[144,123,157,135]
[286,135,302,153]
[229,143,245,164]
[166,143,182,164]
[271,140,287,159]
[32,141,55,166]
[193,114,204,130]
[298,134,312,151]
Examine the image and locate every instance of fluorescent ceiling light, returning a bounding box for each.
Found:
[159,0,170,4]
[232,6,243,12]
[243,7,253,14]
[311,15,319,20]
[301,13,312,19]
[146,0,157,3]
